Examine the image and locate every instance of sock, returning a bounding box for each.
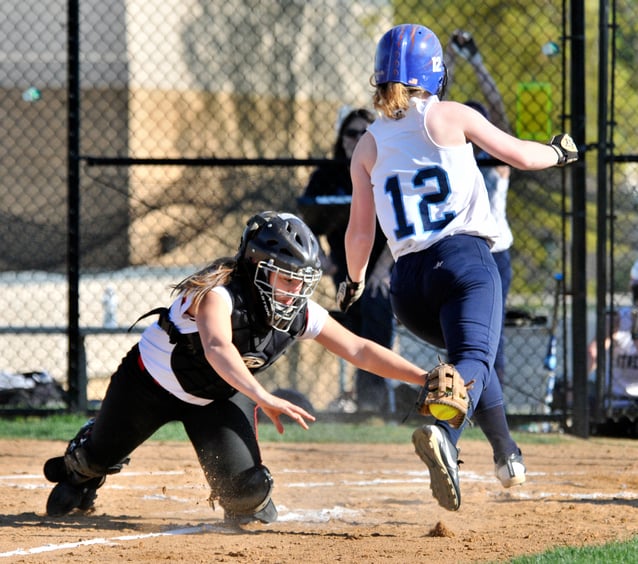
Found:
[473,405,518,462]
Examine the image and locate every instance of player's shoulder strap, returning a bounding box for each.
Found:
[129,306,186,346]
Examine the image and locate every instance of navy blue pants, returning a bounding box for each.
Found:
[391,235,506,445]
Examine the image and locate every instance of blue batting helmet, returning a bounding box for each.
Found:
[374,24,445,95]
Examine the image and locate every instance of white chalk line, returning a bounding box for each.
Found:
[0,524,230,558]
[0,505,360,558]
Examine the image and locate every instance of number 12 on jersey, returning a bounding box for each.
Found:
[385,166,456,240]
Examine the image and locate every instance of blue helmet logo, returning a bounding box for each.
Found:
[374,24,444,95]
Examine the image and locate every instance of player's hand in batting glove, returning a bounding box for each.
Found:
[336,275,364,312]
[451,30,480,62]
[548,134,578,167]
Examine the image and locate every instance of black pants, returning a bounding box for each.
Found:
[87,345,262,496]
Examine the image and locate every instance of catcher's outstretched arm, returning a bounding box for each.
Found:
[314,315,427,387]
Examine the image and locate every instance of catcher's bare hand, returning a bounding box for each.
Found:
[416,361,475,429]
[260,395,315,434]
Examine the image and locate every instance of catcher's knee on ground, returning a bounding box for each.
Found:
[210,464,277,524]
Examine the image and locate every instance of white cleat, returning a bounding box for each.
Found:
[495,452,526,488]
[412,425,461,511]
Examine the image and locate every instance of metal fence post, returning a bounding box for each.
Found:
[67,0,86,412]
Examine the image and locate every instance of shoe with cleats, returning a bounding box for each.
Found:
[46,479,102,516]
[44,456,104,516]
[224,498,278,525]
[412,424,461,511]
[495,452,526,488]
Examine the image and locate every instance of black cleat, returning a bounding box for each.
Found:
[224,499,278,525]
[46,477,104,517]
[412,424,461,511]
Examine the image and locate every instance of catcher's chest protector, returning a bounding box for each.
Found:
[151,279,306,400]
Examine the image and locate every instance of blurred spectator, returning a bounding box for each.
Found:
[446,30,513,385]
[587,306,638,401]
[631,257,638,306]
[587,260,638,404]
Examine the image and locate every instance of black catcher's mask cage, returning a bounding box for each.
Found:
[238,211,322,332]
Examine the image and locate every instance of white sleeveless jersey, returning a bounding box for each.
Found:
[481,165,513,253]
[368,96,499,260]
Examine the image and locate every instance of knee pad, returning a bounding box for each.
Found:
[215,465,274,517]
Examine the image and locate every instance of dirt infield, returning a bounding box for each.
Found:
[1,434,637,563]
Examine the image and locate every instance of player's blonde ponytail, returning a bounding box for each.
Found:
[372,82,427,120]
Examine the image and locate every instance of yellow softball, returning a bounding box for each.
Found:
[429,403,460,421]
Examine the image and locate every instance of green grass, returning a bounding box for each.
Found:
[505,537,638,563]
[0,413,565,444]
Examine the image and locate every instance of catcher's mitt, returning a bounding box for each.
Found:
[416,361,474,429]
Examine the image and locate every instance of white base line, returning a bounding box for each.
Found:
[0,524,223,558]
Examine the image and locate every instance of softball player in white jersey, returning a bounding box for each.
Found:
[338,23,578,511]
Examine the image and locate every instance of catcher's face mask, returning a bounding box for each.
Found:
[253,260,321,332]
[240,211,322,332]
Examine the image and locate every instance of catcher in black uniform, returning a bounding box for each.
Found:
[43,211,434,524]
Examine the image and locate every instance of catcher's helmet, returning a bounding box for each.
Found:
[238,211,322,331]
[374,24,445,96]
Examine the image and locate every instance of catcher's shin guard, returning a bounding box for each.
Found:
[412,424,461,511]
[44,420,129,486]
[44,446,128,517]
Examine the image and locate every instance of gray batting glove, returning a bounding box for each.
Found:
[367,269,390,299]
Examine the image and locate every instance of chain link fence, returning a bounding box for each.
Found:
[1,1,636,428]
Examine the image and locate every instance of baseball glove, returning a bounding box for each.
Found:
[416,360,475,429]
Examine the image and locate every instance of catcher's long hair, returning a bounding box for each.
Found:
[171,257,236,312]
